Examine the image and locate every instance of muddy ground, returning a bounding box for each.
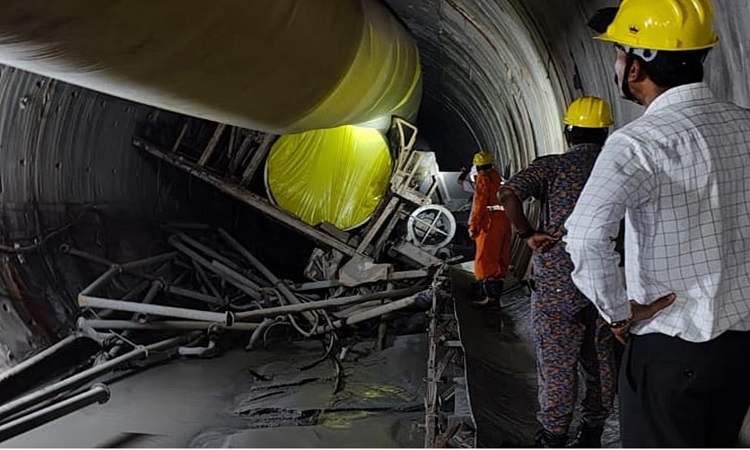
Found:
[1,335,428,448]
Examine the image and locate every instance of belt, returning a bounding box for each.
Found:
[486,205,504,211]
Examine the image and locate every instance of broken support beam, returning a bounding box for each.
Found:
[229,133,254,174]
[171,123,189,152]
[78,295,233,325]
[80,266,120,296]
[172,231,243,272]
[356,196,400,254]
[240,133,275,185]
[312,293,422,335]
[82,319,257,332]
[292,269,430,292]
[134,138,360,257]
[235,285,423,321]
[168,237,261,300]
[165,285,224,306]
[197,123,226,166]
[217,228,308,308]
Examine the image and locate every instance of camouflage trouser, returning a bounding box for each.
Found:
[531,288,615,435]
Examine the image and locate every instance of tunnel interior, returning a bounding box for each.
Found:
[1,0,750,446]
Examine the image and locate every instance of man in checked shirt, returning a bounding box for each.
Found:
[499,96,616,448]
[565,0,750,446]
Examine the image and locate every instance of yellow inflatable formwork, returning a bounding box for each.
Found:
[266,126,393,231]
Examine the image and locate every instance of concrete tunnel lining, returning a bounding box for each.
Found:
[1,0,750,446]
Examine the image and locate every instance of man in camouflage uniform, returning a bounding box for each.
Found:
[499,97,616,447]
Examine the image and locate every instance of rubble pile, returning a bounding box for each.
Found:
[73,225,436,360]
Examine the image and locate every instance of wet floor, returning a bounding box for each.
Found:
[1,336,427,448]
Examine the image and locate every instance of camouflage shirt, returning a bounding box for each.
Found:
[504,144,602,292]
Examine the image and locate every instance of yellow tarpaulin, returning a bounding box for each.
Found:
[266,126,392,230]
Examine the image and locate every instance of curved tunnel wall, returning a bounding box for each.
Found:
[389,0,750,172]
[386,0,570,173]
[0,66,194,368]
[2,0,750,371]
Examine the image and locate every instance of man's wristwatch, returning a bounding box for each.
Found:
[518,229,535,239]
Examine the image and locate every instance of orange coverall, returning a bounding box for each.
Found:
[469,168,512,280]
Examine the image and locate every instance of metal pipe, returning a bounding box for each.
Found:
[104,280,165,359]
[60,244,114,267]
[169,237,261,300]
[173,231,242,273]
[166,285,223,306]
[64,247,176,285]
[0,334,194,424]
[178,337,218,357]
[78,295,232,325]
[0,384,110,443]
[210,260,262,294]
[217,228,279,286]
[292,269,429,292]
[235,285,423,321]
[82,319,257,332]
[0,335,79,385]
[132,280,163,323]
[333,300,384,318]
[191,260,223,301]
[80,266,120,296]
[217,229,312,320]
[312,294,420,335]
[76,317,113,343]
[119,252,177,270]
[247,318,275,351]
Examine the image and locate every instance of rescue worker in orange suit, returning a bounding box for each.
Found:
[499,97,616,447]
[468,151,512,307]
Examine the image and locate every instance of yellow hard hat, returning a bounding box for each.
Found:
[473,151,494,166]
[563,96,614,128]
[595,0,719,51]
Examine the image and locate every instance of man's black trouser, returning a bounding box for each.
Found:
[620,330,750,447]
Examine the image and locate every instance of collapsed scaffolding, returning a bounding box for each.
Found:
[0,116,476,447]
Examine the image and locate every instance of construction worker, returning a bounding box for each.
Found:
[499,97,615,447]
[565,0,750,447]
[468,151,512,306]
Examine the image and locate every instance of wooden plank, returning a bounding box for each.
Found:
[171,123,188,152]
[356,196,400,254]
[229,132,255,174]
[240,133,276,185]
[197,123,226,166]
[227,126,237,160]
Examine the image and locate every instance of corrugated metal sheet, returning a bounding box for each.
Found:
[0,66,186,369]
